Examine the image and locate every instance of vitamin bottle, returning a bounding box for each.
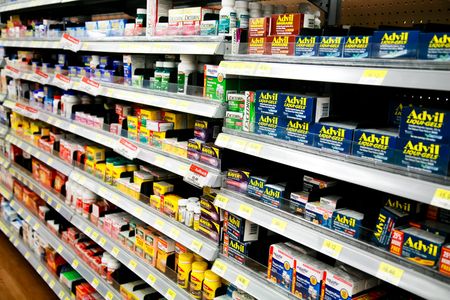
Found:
[249,2,262,18]
[235,1,249,29]
[161,61,176,92]
[177,55,197,94]
[202,270,222,300]
[219,0,237,36]
[153,61,164,90]
[189,261,208,299]
[177,252,194,288]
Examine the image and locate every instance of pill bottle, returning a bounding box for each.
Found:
[193,205,201,231]
[177,252,194,288]
[202,270,222,300]
[249,2,262,18]
[107,258,121,284]
[189,261,208,299]
[235,1,249,29]
[177,55,197,94]
[178,199,188,223]
[219,0,237,36]
[185,202,195,228]
[82,189,97,218]
[161,61,176,92]
[153,61,164,90]
[263,4,273,17]
[136,8,147,28]
[52,95,61,114]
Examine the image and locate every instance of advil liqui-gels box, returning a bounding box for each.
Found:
[312,122,356,154]
[419,33,450,61]
[318,36,345,57]
[399,106,450,143]
[371,207,409,248]
[352,128,399,164]
[268,243,297,292]
[343,36,372,58]
[282,119,314,146]
[255,113,285,138]
[372,31,420,59]
[282,94,330,123]
[295,36,320,57]
[332,209,364,239]
[293,255,329,300]
[255,91,284,115]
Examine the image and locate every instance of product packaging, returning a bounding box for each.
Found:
[224,211,259,242]
[267,243,297,292]
[282,94,330,123]
[249,17,270,37]
[352,128,399,164]
[295,36,320,57]
[318,36,345,57]
[343,36,372,58]
[270,13,314,36]
[293,255,329,300]
[419,33,450,61]
[204,65,239,102]
[439,244,450,276]
[372,207,409,248]
[332,209,364,238]
[266,36,296,55]
[261,183,288,208]
[225,168,251,192]
[247,175,269,199]
[372,30,420,59]
[248,37,267,55]
[312,122,357,154]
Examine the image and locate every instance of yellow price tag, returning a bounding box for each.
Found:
[58,291,65,299]
[91,277,99,288]
[359,69,388,85]
[33,223,40,231]
[92,231,99,240]
[211,260,227,276]
[169,227,180,239]
[54,120,62,127]
[165,289,176,300]
[155,155,166,165]
[191,239,203,253]
[128,260,137,270]
[99,237,106,247]
[147,274,156,285]
[376,262,404,286]
[43,273,49,281]
[72,259,79,269]
[215,194,229,209]
[48,198,53,205]
[432,188,450,210]
[235,274,250,290]
[69,124,77,132]
[47,158,53,165]
[134,206,143,217]
[37,265,43,274]
[238,204,253,218]
[85,226,93,234]
[18,208,23,215]
[232,139,248,152]
[154,218,165,230]
[55,203,61,211]
[245,142,263,156]
[40,191,45,199]
[25,216,32,223]
[270,218,287,233]
[25,252,30,259]
[35,152,41,159]
[79,176,86,185]
[215,134,231,146]
[106,291,114,300]
[49,280,55,288]
[14,239,19,247]
[56,245,63,254]
[321,239,343,259]
[111,247,120,257]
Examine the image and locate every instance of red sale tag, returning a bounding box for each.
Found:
[52,73,72,90]
[79,76,102,96]
[184,164,210,187]
[5,65,20,79]
[60,33,82,52]
[32,69,50,84]
[114,138,140,160]
[15,103,39,119]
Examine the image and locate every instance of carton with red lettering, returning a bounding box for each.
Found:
[439,244,450,276]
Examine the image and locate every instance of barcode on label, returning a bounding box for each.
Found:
[249,223,258,235]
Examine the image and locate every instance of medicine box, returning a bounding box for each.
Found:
[225,168,251,193]
[282,94,330,123]
[243,91,256,133]
[255,113,285,138]
[399,106,450,143]
[293,255,329,300]
[343,36,372,58]
[312,122,357,154]
[295,36,320,57]
[372,30,420,59]
[352,128,399,164]
[255,90,284,115]
[267,243,297,292]
[224,211,259,242]
[249,17,270,37]
[439,244,450,276]
[305,202,335,228]
[332,209,364,238]
[384,195,422,215]
[203,64,239,103]
[419,33,450,61]
[199,215,221,242]
[281,119,314,146]
[318,36,345,57]
[303,175,337,192]
[266,35,296,56]
[248,37,267,55]
[290,191,310,216]
[261,183,287,208]
[372,207,409,248]
[390,226,445,267]
[247,175,269,199]
[223,233,256,264]
[270,13,314,36]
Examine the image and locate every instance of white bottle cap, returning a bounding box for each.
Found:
[137,8,147,15]
[222,0,236,7]
[163,61,176,68]
[249,2,261,10]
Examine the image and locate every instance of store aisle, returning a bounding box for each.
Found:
[0,233,57,300]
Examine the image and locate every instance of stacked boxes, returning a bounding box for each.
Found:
[225,92,255,132]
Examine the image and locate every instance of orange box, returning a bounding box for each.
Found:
[266,35,296,55]
[248,37,267,55]
[270,13,303,36]
[249,17,270,37]
[32,158,41,181]
[439,244,450,276]
[38,163,56,189]
[13,180,24,202]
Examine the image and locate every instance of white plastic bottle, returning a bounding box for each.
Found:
[219,0,237,36]
[235,1,249,29]
[249,2,262,18]
[178,55,197,94]
[263,4,273,17]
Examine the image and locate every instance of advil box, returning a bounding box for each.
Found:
[396,137,450,176]
[282,94,330,123]
[311,122,357,154]
[372,31,420,59]
[249,17,270,37]
[418,33,450,61]
[255,90,284,115]
[352,128,398,164]
[248,37,267,55]
[399,106,450,143]
[295,36,320,57]
[266,35,296,56]
[281,119,314,146]
[270,14,314,36]
[255,113,286,138]
[343,36,372,58]
[439,244,450,276]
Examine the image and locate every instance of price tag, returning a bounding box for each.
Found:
[134,206,143,217]
[10,200,16,207]
[25,216,32,223]
[49,280,55,288]
[72,259,79,269]
[231,139,248,152]
[43,273,49,281]
[37,265,43,274]
[40,191,45,199]
[47,158,53,166]
[211,260,227,276]
[33,223,40,231]
[18,208,23,215]
[128,260,137,270]
[190,240,203,253]
[4,65,21,79]
[147,274,156,285]
[256,63,273,76]
[31,69,51,85]
[234,274,250,290]
[154,218,165,230]
[60,33,82,52]
[79,76,102,96]
[85,226,93,235]
[376,262,404,286]
[106,291,114,300]
[55,203,61,212]
[14,239,19,247]
[359,69,388,85]
[92,231,99,240]
[48,198,53,205]
[321,239,343,259]
[245,142,263,156]
[99,237,106,247]
[114,138,140,160]
[56,245,63,254]
[184,164,210,188]
[431,188,450,210]
[238,204,253,218]
[25,251,31,259]
[270,218,287,234]
[214,194,229,209]
[165,289,176,300]
[154,155,166,165]
[58,291,65,299]
[168,227,180,239]
[111,247,120,257]
[91,277,99,288]
[52,73,72,90]
[15,103,39,119]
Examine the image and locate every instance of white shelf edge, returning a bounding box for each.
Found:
[214,189,450,300]
[0,0,65,12]
[0,182,12,200]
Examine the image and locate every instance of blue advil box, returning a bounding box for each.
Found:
[372,30,420,59]
[255,90,284,116]
[343,35,372,58]
[255,113,286,138]
[396,137,450,176]
[318,36,345,57]
[419,33,450,61]
[295,36,320,57]
[311,122,357,154]
[399,106,450,143]
[281,119,314,146]
[352,128,399,164]
[282,94,330,123]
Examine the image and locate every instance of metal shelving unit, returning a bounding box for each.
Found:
[0,123,9,137]
[0,0,78,12]
[214,188,450,300]
[215,130,450,209]
[0,219,72,300]
[8,198,122,300]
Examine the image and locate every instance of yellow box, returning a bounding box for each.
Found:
[163,194,183,220]
[134,171,153,186]
[127,116,139,132]
[141,109,161,123]
[95,162,106,181]
[86,146,105,162]
[164,111,187,130]
[116,177,131,194]
[150,194,163,211]
[128,183,141,200]
[156,236,175,273]
[85,159,96,175]
[153,181,174,196]
[139,127,151,144]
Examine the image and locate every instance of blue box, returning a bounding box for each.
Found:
[261,183,286,208]
[311,122,356,154]
[282,94,330,123]
[295,36,320,57]
[268,243,296,292]
[305,202,334,228]
[372,30,420,59]
[419,33,450,61]
[332,209,364,239]
[318,36,345,57]
[282,119,314,146]
[294,256,329,300]
[372,207,410,248]
[396,137,450,176]
[255,113,285,138]
[255,90,284,115]
[343,36,372,58]
[247,176,268,199]
[400,106,450,143]
[352,128,399,164]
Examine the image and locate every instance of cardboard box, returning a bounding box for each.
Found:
[270,14,314,36]
[203,65,239,103]
[293,255,329,300]
[249,17,270,37]
[255,113,285,138]
[255,90,284,115]
[372,30,420,59]
[261,183,288,208]
[282,94,330,123]
[352,128,399,164]
[332,209,364,238]
[439,244,450,276]
[295,36,320,57]
[248,37,267,55]
[343,36,372,58]
[247,176,269,199]
[223,233,256,263]
[224,211,259,242]
[267,243,297,292]
[372,207,409,248]
[243,91,256,133]
[312,122,357,154]
[419,33,450,61]
[305,202,335,228]
[318,36,345,57]
[266,35,296,56]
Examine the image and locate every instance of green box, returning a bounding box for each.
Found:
[204,65,239,103]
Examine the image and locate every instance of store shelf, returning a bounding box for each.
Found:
[70,169,220,261]
[6,132,73,176]
[8,198,122,300]
[9,164,74,221]
[212,254,295,300]
[215,130,450,209]
[71,214,192,300]
[220,56,450,91]
[0,0,77,12]
[0,36,226,55]
[0,219,72,300]
[214,188,450,300]
[0,182,12,200]
[0,123,9,137]
[0,153,10,169]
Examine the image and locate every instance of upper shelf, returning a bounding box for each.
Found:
[0,36,226,55]
[221,55,450,91]
[0,0,78,12]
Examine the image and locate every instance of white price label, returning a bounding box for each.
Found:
[114,138,140,160]
[4,65,20,79]
[52,73,72,90]
[184,164,210,188]
[60,33,82,52]
[79,76,102,96]
[31,69,51,85]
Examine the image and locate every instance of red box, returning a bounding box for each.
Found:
[249,17,270,37]
[266,35,296,55]
[439,244,450,276]
[248,37,267,55]
[271,14,303,36]
[389,228,404,256]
